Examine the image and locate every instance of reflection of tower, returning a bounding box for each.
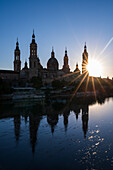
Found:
[63,110,70,132]
[24,115,28,124]
[47,113,58,134]
[62,48,70,73]
[82,105,89,138]
[74,107,80,120]
[14,39,21,72]
[82,43,88,74]
[14,115,21,141]
[29,115,41,153]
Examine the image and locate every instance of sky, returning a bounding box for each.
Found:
[0,0,113,78]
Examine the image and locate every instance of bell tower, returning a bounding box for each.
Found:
[29,30,42,79]
[14,38,21,72]
[29,30,39,69]
[82,42,88,74]
[62,48,70,73]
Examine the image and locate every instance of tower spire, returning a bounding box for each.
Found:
[16,38,19,50]
[76,62,78,69]
[84,42,87,50]
[31,29,35,44]
[51,47,54,58]
[32,29,35,39]
[65,47,67,56]
[24,60,28,69]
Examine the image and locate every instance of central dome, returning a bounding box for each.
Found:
[47,48,59,71]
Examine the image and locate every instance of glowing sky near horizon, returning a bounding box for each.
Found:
[0,0,113,78]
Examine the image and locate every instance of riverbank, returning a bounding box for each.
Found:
[0,89,113,105]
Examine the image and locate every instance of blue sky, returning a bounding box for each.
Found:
[0,0,113,77]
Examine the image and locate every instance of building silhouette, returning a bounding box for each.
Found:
[62,47,70,73]
[0,30,89,84]
[14,38,21,72]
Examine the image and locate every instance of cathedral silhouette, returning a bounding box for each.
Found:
[0,30,89,84]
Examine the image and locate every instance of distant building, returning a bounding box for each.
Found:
[0,31,89,84]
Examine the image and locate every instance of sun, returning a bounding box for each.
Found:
[87,59,102,77]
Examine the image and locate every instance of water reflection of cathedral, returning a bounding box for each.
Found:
[82,105,89,138]
[29,115,41,153]
[12,103,89,153]
[14,115,21,141]
[0,97,108,153]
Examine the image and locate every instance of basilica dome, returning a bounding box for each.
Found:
[47,48,59,71]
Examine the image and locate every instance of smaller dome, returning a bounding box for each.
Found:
[74,63,80,74]
[47,57,59,71]
[47,48,59,71]
[22,61,28,70]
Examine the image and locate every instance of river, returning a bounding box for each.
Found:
[0,97,113,170]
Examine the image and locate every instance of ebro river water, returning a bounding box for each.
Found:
[0,97,113,170]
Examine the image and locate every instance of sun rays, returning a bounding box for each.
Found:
[87,59,102,77]
[50,38,113,106]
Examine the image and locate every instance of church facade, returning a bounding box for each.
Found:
[0,31,89,85]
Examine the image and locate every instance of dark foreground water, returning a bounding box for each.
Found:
[0,97,113,170]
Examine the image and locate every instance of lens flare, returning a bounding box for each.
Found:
[87,59,102,77]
